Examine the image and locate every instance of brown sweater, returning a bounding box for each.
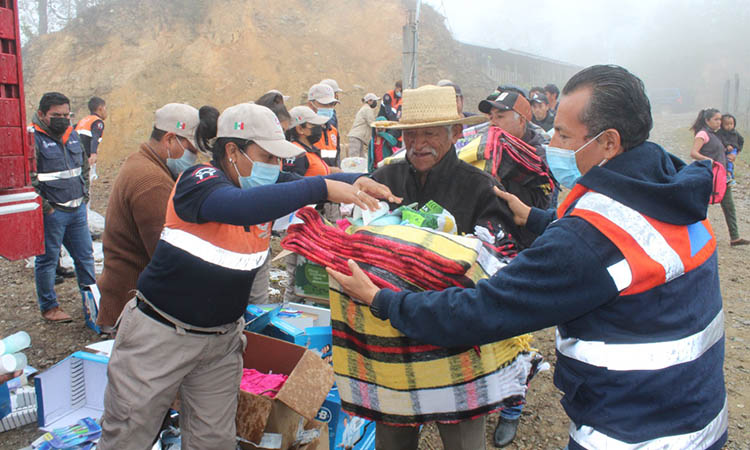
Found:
[96,144,174,327]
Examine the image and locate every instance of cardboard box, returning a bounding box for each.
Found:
[294,256,330,301]
[316,386,375,450]
[34,351,109,431]
[245,304,332,356]
[236,332,335,449]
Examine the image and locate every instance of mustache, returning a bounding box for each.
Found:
[407,146,438,157]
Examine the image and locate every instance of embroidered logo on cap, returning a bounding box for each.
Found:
[176,121,186,130]
[234,122,245,130]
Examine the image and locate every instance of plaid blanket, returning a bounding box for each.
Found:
[282,208,543,425]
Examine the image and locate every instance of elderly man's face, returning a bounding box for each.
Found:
[403,125,458,173]
[489,108,525,139]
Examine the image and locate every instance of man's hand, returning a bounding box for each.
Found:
[494,187,531,226]
[353,177,403,205]
[728,153,737,163]
[88,153,97,165]
[326,259,380,306]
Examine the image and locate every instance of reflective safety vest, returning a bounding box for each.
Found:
[32,124,86,209]
[292,142,330,177]
[74,115,101,138]
[555,185,727,449]
[385,89,403,116]
[160,186,271,273]
[314,124,339,163]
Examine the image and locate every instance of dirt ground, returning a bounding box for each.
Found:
[1,113,748,449]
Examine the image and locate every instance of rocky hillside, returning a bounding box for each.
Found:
[20,0,572,166]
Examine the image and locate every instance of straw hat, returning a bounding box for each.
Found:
[373,85,487,129]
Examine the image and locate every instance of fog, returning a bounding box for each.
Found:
[424,0,750,113]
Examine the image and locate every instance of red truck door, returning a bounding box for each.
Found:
[0,0,44,260]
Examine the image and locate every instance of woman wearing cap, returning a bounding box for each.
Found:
[284,105,341,176]
[347,93,380,159]
[98,103,400,450]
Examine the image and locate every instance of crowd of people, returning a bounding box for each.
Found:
[24,64,739,449]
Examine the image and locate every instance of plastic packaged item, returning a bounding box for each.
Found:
[0,353,27,375]
[0,331,30,355]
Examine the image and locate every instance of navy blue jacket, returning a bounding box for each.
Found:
[371,142,727,448]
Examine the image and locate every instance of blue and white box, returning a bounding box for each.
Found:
[34,351,109,431]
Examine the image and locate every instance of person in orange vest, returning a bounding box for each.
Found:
[306,83,341,167]
[75,96,107,166]
[97,103,397,449]
[283,106,340,177]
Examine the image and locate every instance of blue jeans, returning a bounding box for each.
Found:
[35,205,95,312]
[501,403,523,420]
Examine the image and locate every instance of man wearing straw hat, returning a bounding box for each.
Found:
[368,85,523,449]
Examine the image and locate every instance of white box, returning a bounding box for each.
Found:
[34,351,109,431]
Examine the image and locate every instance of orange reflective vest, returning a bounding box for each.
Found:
[314,124,339,161]
[293,141,330,177]
[559,184,716,296]
[160,183,271,272]
[74,115,101,137]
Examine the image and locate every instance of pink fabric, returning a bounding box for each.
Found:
[696,130,710,143]
[239,369,288,398]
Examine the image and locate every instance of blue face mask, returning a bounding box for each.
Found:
[234,151,280,189]
[166,138,197,179]
[546,131,605,189]
[316,108,334,119]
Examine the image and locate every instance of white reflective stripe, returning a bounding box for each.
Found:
[606,259,632,291]
[37,167,82,182]
[160,227,268,272]
[55,197,84,208]
[570,397,727,449]
[0,192,38,204]
[0,202,39,216]
[77,129,92,137]
[320,149,337,158]
[575,192,684,283]
[556,310,724,371]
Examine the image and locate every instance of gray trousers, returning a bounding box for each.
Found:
[720,184,740,241]
[375,417,487,450]
[348,136,368,158]
[99,299,244,450]
[248,255,272,304]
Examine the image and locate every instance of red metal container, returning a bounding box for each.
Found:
[0,0,44,260]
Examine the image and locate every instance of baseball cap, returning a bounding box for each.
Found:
[308,83,339,105]
[530,92,549,105]
[154,103,200,148]
[479,91,532,122]
[363,93,380,102]
[320,78,344,93]
[436,79,462,97]
[265,89,290,103]
[217,103,303,158]
[288,106,330,128]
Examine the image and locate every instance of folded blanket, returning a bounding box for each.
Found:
[282,208,542,425]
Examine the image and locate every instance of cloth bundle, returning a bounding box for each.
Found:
[239,369,289,399]
[459,126,554,192]
[282,207,541,425]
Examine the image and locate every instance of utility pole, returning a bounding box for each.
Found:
[402,0,420,89]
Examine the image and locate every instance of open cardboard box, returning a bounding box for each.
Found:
[237,332,334,449]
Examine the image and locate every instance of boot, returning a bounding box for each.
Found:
[493,417,519,448]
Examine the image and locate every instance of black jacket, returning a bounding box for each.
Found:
[371,148,533,247]
[717,128,744,153]
[532,111,554,132]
